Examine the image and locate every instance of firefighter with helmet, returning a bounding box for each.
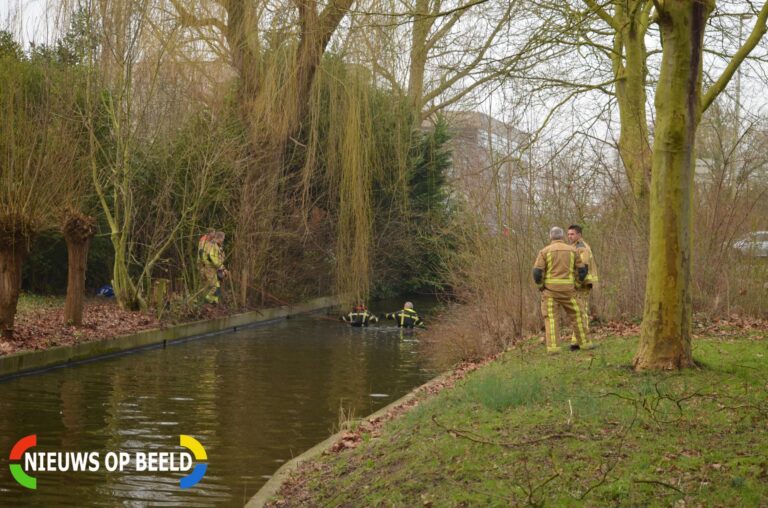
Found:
[341,304,379,327]
[384,302,425,329]
[199,231,227,304]
[533,227,592,353]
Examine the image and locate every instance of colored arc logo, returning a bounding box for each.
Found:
[179,435,207,489]
[9,434,37,489]
[8,434,205,490]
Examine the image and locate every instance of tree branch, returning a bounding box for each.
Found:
[702,2,768,113]
[319,0,356,50]
[582,0,620,31]
[425,4,468,52]
[421,0,514,105]
[168,0,226,32]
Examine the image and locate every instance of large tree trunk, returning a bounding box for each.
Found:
[634,0,713,370]
[0,230,29,340]
[407,0,432,123]
[612,0,653,224]
[63,213,97,326]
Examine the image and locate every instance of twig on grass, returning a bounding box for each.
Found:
[431,415,577,448]
[577,404,639,500]
[632,478,685,495]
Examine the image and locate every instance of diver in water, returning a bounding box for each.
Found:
[383,302,425,329]
[341,304,379,327]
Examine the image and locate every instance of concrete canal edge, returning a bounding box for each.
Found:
[0,295,341,381]
[245,370,454,508]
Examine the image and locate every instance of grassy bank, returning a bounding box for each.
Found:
[270,331,768,506]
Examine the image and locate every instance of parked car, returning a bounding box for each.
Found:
[732,231,768,257]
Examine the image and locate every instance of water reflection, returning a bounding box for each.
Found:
[0,297,437,506]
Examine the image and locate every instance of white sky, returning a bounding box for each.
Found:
[3,0,767,147]
[1,0,54,47]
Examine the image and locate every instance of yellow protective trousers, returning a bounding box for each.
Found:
[571,289,592,347]
[201,265,220,303]
[540,290,588,353]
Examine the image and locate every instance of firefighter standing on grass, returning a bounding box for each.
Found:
[199,231,227,304]
[567,224,599,347]
[533,227,591,353]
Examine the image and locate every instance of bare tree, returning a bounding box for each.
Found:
[73,0,239,310]
[502,0,768,368]
[634,0,768,370]
[166,0,356,301]
[0,43,81,338]
[63,211,97,325]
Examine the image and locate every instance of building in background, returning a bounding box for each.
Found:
[423,111,531,233]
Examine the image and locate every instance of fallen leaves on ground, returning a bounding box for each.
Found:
[1,296,260,357]
[584,315,767,341]
[691,314,768,339]
[1,299,161,356]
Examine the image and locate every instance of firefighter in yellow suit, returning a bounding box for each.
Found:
[384,302,425,329]
[568,225,599,347]
[533,227,591,353]
[199,231,226,304]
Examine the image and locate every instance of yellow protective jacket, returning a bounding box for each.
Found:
[533,240,587,293]
[574,239,599,287]
[342,310,379,327]
[202,240,225,269]
[385,308,424,328]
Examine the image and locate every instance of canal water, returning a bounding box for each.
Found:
[0,297,438,507]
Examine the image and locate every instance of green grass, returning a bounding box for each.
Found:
[15,293,65,315]
[276,333,768,507]
[465,368,545,412]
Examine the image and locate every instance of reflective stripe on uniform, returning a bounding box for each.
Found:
[544,278,574,284]
[547,297,556,348]
[570,297,585,345]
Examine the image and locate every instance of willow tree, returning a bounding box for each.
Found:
[357,0,539,126]
[62,211,96,325]
[169,0,355,302]
[0,41,81,338]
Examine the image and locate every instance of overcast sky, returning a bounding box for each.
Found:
[1,0,52,47]
[2,0,766,147]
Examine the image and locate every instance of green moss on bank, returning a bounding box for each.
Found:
[273,333,768,506]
